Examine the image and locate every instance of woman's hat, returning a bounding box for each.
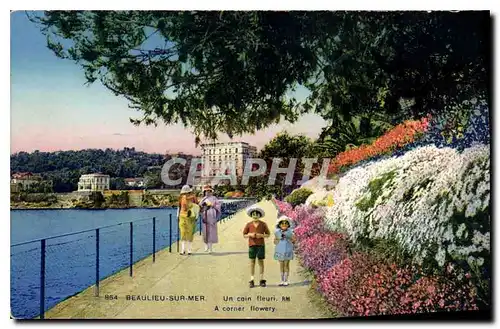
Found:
[180,185,193,194]
[202,185,214,192]
[246,205,265,218]
[276,215,294,229]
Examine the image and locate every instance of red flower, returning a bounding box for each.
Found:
[327,117,429,175]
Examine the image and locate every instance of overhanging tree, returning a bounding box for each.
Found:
[28,11,490,142]
[246,131,314,198]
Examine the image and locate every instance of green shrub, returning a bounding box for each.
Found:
[90,191,105,208]
[16,193,57,204]
[285,188,314,207]
[355,170,396,211]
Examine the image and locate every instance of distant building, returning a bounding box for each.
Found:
[11,172,44,192]
[10,183,21,193]
[124,177,145,188]
[78,173,110,192]
[198,142,257,188]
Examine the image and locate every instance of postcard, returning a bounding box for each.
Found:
[10,10,491,320]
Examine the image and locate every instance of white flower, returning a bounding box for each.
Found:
[472,231,490,251]
[322,143,490,266]
[456,223,466,238]
[435,246,446,266]
[467,256,475,266]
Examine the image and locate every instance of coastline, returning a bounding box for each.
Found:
[10,205,178,210]
[10,193,252,210]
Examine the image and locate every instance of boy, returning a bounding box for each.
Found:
[243,205,271,288]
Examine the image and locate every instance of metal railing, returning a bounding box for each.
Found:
[10,198,257,319]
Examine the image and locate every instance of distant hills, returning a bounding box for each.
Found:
[10,148,195,192]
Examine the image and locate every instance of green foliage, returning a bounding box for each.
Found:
[244,175,282,200]
[355,236,414,268]
[144,168,163,189]
[446,206,490,306]
[74,191,106,208]
[285,188,313,207]
[243,131,315,199]
[10,148,168,192]
[22,181,54,193]
[142,192,177,207]
[259,131,315,159]
[314,113,394,158]
[90,191,105,208]
[11,192,57,204]
[141,193,157,206]
[438,100,475,144]
[110,177,127,190]
[106,191,129,206]
[355,170,396,211]
[213,184,235,197]
[29,11,489,141]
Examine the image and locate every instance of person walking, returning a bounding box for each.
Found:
[177,184,199,255]
[199,185,221,253]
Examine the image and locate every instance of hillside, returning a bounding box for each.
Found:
[10,148,195,192]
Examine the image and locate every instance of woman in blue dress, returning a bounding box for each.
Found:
[273,215,296,286]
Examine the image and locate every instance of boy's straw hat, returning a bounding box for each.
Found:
[246,205,265,218]
[180,185,193,194]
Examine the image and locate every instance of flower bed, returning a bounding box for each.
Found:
[327,117,430,175]
[317,252,478,317]
[323,144,490,271]
[272,175,487,317]
[274,198,294,216]
[281,99,490,317]
[324,100,490,181]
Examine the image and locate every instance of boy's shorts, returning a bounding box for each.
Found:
[248,245,265,259]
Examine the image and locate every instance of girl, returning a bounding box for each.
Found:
[273,215,296,286]
[177,185,199,255]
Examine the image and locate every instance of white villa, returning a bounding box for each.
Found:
[77,173,110,192]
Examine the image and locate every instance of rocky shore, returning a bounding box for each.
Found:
[10,202,177,210]
[10,191,178,210]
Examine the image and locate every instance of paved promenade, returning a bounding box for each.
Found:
[44,200,327,319]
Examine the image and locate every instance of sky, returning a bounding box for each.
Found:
[10,11,328,155]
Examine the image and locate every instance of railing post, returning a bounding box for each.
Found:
[39,239,46,320]
[199,214,202,235]
[152,217,156,263]
[129,222,133,277]
[95,229,100,297]
[176,213,180,253]
[169,214,172,253]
